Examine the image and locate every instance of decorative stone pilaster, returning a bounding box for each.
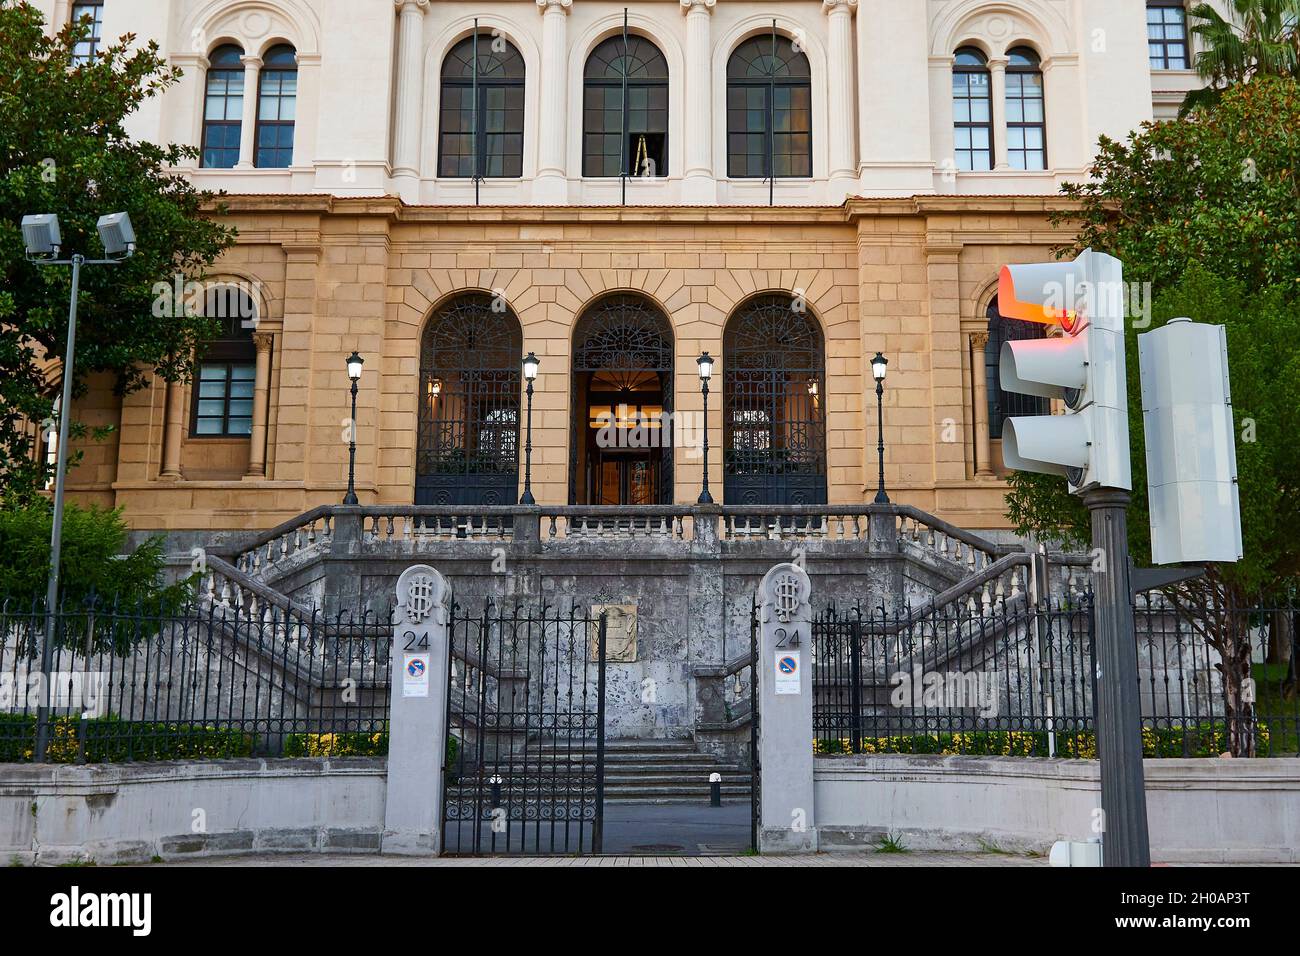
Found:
[823,0,858,187]
[988,56,1009,170]
[383,565,451,855]
[756,562,817,853]
[159,377,184,480]
[235,54,263,169]
[392,0,430,189]
[534,0,572,203]
[970,330,994,476]
[246,332,274,477]
[680,0,716,203]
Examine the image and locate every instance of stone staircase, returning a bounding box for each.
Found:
[532,738,752,805]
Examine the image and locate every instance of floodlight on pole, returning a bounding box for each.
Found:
[23,210,136,764]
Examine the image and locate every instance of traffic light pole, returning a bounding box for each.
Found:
[1081,487,1150,867]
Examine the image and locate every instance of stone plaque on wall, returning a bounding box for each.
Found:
[590,604,637,662]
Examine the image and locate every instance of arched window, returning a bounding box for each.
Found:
[439,33,526,178]
[985,296,1050,440]
[417,294,522,506]
[202,45,245,169]
[582,35,669,178]
[570,294,674,505]
[193,287,258,436]
[255,44,297,169]
[952,47,992,172]
[726,35,812,178]
[1006,47,1046,170]
[722,294,827,505]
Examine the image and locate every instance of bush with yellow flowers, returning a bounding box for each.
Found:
[814,723,1269,759]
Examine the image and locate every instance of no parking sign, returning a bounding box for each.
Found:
[403,653,429,698]
[774,651,800,695]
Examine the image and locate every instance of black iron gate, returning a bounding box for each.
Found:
[442,601,607,855]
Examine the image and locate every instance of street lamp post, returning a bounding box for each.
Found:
[697,352,714,505]
[21,212,136,762]
[520,352,539,505]
[343,351,364,505]
[871,351,889,505]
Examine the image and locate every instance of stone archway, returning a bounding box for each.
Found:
[570,293,675,506]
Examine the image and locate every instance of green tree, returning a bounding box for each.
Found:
[1184,0,1300,113]
[0,1,234,505]
[0,502,192,620]
[1009,77,1300,754]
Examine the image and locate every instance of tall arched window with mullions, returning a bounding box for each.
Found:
[582,35,669,177]
[722,294,826,506]
[201,45,245,169]
[1005,47,1046,170]
[255,45,297,169]
[417,293,523,506]
[439,34,526,178]
[952,47,992,172]
[726,35,812,179]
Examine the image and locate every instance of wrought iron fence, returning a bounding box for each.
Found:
[0,595,391,763]
[812,593,1300,759]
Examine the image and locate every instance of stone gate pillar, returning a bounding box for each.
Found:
[382,564,451,855]
[756,563,817,853]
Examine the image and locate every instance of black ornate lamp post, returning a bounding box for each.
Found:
[343,351,364,505]
[520,351,539,505]
[870,351,889,505]
[697,351,714,504]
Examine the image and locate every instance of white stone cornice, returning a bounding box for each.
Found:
[536,0,572,12]
[680,0,716,13]
[822,0,857,14]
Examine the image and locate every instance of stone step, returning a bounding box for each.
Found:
[600,790,754,806]
[528,741,699,754]
[603,774,752,788]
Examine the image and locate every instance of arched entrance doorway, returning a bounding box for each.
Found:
[570,293,674,505]
[416,292,522,506]
[722,293,827,505]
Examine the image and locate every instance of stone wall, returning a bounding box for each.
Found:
[5,754,1294,864]
[814,754,1300,864]
[1,758,386,866]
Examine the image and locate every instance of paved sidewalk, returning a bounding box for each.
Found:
[161,851,1048,866]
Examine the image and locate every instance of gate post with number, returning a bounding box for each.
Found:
[756,562,817,853]
[382,564,451,855]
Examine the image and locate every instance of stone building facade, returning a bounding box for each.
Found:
[36,0,1210,535]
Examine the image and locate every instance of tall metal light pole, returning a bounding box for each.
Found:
[696,351,714,504]
[870,351,889,505]
[343,351,364,505]
[21,212,136,762]
[520,351,539,505]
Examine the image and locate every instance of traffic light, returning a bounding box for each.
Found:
[997,249,1131,494]
[1138,318,1242,564]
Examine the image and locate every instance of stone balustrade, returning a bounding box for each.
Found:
[232,507,334,575]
